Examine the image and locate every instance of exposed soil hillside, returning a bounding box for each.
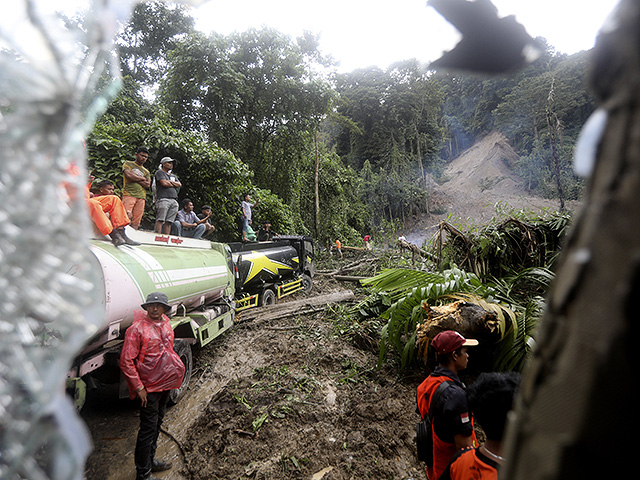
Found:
[406,131,579,244]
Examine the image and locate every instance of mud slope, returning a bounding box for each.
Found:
[82,280,429,480]
[426,132,577,232]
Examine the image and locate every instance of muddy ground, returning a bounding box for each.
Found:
[81,273,434,480]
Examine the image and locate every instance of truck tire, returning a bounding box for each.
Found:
[301,273,313,292]
[169,339,192,405]
[261,288,276,306]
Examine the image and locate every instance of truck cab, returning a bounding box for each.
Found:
[230,235,314,309]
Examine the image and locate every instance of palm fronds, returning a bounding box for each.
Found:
[492,295,544,371]
[358,265,553,371]
[359,267,488,368]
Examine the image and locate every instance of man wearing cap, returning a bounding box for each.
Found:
[122,146,151,230]
[416,330,479,480]
[120,292,186,480]
[154,157,182,234]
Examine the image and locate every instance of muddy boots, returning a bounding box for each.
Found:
[110,228,126,247]
[119,227,141,246]
[133,458,171,479]
[110,227,141,247]
[151,458,172,472]
[135,472,160,480]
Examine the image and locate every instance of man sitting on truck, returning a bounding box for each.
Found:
[88,179,140,247]
[171,198,209,239]
[197,205,216,237]
[257,221,279,241]
[120,292,185,480]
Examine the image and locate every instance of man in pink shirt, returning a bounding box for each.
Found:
[120,292,185,480]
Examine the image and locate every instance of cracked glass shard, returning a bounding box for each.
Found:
[0,1,205,477]
[0,1,128,479]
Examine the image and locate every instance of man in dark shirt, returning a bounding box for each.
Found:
[257,221,279,241]
[439,371,521,480]
[153,157,181,234]
[416,330,478,479]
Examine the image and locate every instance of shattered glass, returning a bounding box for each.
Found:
[0,1,131,478]
[0,1,207,477]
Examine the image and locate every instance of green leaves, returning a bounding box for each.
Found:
[159,27,334,206]
[356,263,551,371]
[357,267,487,368]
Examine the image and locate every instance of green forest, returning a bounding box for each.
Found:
[88,1,596,245]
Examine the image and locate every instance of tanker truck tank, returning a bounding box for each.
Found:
[89,240,233,327]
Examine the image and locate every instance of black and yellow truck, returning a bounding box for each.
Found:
[230,235,315,310]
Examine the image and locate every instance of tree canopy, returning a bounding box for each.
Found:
[87,0,597,241]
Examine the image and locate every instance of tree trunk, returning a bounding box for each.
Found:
[546,80,566,211]
[314,131,320,236]
[502,2,636,478]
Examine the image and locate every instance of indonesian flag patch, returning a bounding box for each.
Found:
[460,412,470,424]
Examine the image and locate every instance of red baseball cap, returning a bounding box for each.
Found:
[431,330,478,354]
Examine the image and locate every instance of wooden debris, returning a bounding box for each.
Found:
[236,291,356,324]
[398,238,439,265]
[415,300,501,363]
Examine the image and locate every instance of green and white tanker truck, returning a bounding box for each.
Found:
[66,229,314,409]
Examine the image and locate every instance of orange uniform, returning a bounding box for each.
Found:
[417,368,477,480]
[440,447,499,480]
[87,195,130,236]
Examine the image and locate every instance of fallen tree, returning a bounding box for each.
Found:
[235,290,356,324]
[415,300,502,363]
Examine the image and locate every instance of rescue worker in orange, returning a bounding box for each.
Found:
[439,371,521,480]
[416,330,478,479]
[88,179,140,247]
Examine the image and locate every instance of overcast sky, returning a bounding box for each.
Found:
[1,0,621,73]
[193,0,620,72]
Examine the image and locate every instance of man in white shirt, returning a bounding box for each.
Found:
[241,193,259,241]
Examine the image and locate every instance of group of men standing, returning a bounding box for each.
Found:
[90,146,285,247]
[99,147,214,240]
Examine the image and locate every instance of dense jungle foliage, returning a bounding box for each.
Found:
[86,1,595,244]
[26,0,586,375]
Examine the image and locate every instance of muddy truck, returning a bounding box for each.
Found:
[230,235,315,311]
[65,231,314,409]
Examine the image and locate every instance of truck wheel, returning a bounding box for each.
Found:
[302,274,313,292]
[169,339,192,405]
[261,288,276,306]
